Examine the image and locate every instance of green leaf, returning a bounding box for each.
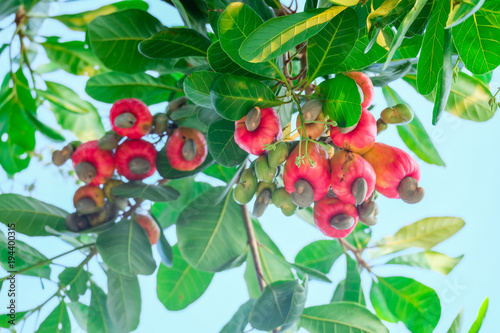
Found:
[295,206,315,226]
[110,182,180,202]
[59,267,90,302]
[452,1,500,75]
[88,9,164,74]
[36,302,71,333]
[344,255,365,305]
[390,34,423,60]
[385,251,463,275]
[157,245,214,311]
[156,220,173,267]
[307,7,359,81]
[371,216,465,257]
[315,75,362,127]
[249,279,307,331]
[367,0,415,37]
[207,118,248,167]
[289,262,332,283]
[382,86,445,166]
[330,279,345,302]
[0,231,51,279]
[218,3,276,78]
[345,222,372,250]
[382,0,428,69]
[404,72,497,122]
[210,73,282,121]
[156,144,215,179]
[86,72,183,105]
[96,220,157,276]
[294,240,343,275]
[203,164,239,183]
[42,81,104,141]
[208,41,262,78]
[184,71,221,108]
[301,302,389,333]
[106,270,141,332]
[0,311,28,329]
[370,276,441,333]
[220,299,257,333]
[0,194,67,236]
[240,6,346,63]
[88,282,117,333]
[474,72,493,85]
[176,188,247,272]
[52,1,149,31]
[416,0,450,95]
[446,0,484,28]
[24,110,65,142]
[67,302,89,331]
[468,297,489,333]
[151,178,212,229]
[139,28,212,59]
[42,39,106,76]
[244,219,294,298]
[447,309,463,333]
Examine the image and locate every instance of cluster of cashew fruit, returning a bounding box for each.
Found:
[52,98,208,241]
[233,72,423,238]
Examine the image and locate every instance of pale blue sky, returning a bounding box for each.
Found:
[0,1,498,332]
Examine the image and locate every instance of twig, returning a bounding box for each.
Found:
[241,204,267,292]
[338,238,372,273]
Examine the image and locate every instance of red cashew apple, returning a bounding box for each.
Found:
[72,140,115,186]
[283,141,331,207]
[330,150,376,205]
[166,127,208,171]
[330,108,376,154]
[363,143,424,203]
[115,139,157,181]
[132,210,160,245]
[234,107,282,155]
[344,71,374,108]
[110,98,153,139]
[73,185,105,215]
[313,196,359,238]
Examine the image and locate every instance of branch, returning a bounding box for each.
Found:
[338,238,372,273]
[241,204,267,292]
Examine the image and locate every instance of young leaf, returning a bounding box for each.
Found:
[88,282,116,333]
[432,28,453,124]
[184,71,221,108]
[220,299,257,333]
[36,302,71,333]
[371,216,465,257]
[139,28,212,59]
[370,276,441,333]
[301,302,389,333]
[294,240,343,275]
[207,118,248,167]
[382,85,446,166]
[218,3,277,78]
[157,245,214,311]
[416,0,450,95]
[210,74,282,121]
[452,1,500,75]
[110,182,180,202]
[307,7,359,81]
[447,309,463,333]
[52,1,149,31]
[404,73,497,122]
[249,279,307,331]
[176,188,248,272]
[0,194,67,236]
[96,220,157,276]
[446,0,484,28]
[59,267,90,302]
[468,298,489,333]
[86,72,183,105]
[315,75,362,127]
[385,251,463,275]
[0,231,51,279]
[88,9,164,73]
[240,6,347,63]
[106,270,141,332]
[344,255,365,305]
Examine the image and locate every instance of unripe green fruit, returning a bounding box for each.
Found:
[272,188,297,216]
[380,104,414,124]
[376,118,388,134]
[268,141,289,169]
[256,181,277,197]
[255,155,277,183]
[233,168,258,205]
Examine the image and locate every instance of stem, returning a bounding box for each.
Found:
[338,238,372,273]
[241,204,267,292]
[0,243,94,282]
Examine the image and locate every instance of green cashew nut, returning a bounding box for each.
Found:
[233,168,258,205]
[380,104,414,125]
[268,141,289,169]
[272,188,297,216]
[255,155,277,183]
